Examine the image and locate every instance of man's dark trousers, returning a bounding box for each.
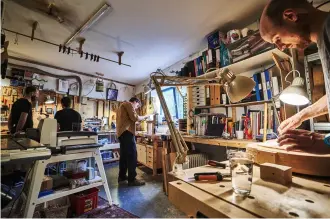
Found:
[118,130,137,182]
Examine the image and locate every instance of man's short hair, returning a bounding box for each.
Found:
[24,86,37,96]
[61,97,71,108]
[129,97,141,105]
[265,0,311,26]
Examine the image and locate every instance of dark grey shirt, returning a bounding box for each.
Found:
[317,14,330,117]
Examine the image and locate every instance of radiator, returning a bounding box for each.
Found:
[183,153,208,169]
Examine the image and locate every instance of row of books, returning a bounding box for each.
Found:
[240,70,280,107]
[177,46,231,77]
[224,107,279,140]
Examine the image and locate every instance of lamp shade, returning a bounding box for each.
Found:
[279,77,309,106]
[220,68,256,103]
[45,95,54,104]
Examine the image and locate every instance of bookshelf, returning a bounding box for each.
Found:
[195,100,272,109]
[187,47,296,142]
[197,48,290,79]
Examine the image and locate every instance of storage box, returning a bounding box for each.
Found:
[70,188,99,216]
[40,176,53,192]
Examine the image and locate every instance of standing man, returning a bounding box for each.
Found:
[260,0,330,153]
[8,86,38,134]
[55,97,82,131]
[116,97,152,186]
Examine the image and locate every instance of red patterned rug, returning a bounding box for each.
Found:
[78,197,139,218]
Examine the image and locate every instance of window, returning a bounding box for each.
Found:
[151,86,186,121]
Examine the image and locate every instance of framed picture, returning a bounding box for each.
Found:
[46,108,53,114]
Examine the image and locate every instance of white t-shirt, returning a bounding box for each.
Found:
[317,14,330,118]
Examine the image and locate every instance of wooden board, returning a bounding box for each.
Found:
[247,142,330,176]
[183,135,254,148]
[169,165,330,218]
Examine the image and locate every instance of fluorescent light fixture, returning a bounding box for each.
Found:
[279,70,309,106]
[64,3,112,46]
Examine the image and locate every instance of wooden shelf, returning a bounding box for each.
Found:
[183,135,256,148]
[195,100,271,109]
[197,48,290,78]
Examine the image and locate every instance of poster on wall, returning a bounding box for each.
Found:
[58,79,69,92]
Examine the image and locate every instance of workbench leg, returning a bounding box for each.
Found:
[23,160,47,218]
[94,150,113,205]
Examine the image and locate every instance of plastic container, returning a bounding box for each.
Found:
[44,197,70,218]
[69,188,99,216]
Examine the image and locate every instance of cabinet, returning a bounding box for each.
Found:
[136,143,162,172]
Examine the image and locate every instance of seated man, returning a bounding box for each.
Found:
[55,97,82,131]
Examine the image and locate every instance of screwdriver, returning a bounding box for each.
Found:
[208,160,227,168]
[189,172,230,181]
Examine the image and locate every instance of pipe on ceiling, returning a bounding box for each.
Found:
[64,3,112,46]
[8,56,134,86]
[8,63,83,103]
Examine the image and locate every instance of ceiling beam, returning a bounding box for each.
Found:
[8,55,135,87]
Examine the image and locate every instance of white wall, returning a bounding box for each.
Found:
[2,59,135,101]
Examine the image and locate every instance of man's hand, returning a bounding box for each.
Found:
[278,113,303,135]
[277,129,329,154]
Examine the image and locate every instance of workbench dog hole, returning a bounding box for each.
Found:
[247,195,255,199]
[305,199,314,203]
[177,182,182,185]
[219,185,225,188]
[289,212,299,217]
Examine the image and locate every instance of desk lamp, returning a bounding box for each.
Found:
[45,95,55,104]
[218,68,256,103]
[279,70,309,106]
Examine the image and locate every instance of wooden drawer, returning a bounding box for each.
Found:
[192,93,205,99]
[192,86,204,91]
[147,147,153,154]
[147,160,153,168]
[147,155,153,163]
[192,90,205,96]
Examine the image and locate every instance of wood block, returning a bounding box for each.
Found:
[260,162,292,185]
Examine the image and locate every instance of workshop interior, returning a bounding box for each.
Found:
[1,0,330,218]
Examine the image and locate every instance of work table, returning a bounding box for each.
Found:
[168,164,330,218]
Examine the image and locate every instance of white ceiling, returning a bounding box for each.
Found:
[3,0,268,85]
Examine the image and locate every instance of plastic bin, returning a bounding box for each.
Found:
[69,188,99,216]
[44,196,70,218]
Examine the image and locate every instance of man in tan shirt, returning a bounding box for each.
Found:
[116,97,152,186]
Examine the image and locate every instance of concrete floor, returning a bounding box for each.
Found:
[99,162,185,218]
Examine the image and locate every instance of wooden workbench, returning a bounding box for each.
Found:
[168,164,330,218]
[183,135,256,148]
